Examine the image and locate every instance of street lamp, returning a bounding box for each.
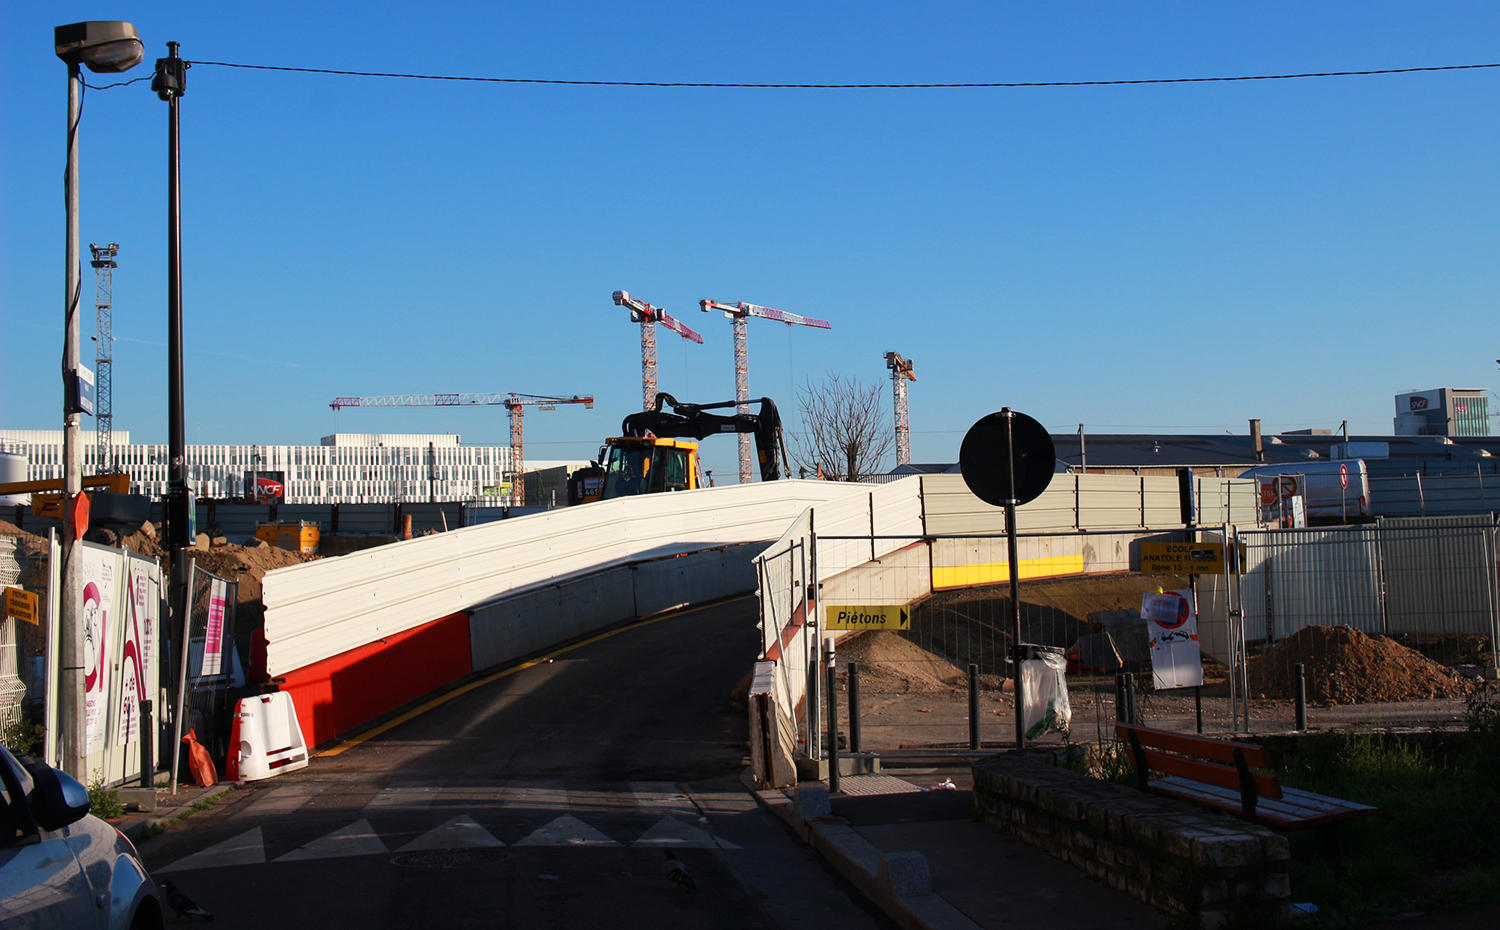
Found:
[53,21,144,777]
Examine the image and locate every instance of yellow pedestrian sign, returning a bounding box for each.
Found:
[825,604,910,630]
[5,586,38,625]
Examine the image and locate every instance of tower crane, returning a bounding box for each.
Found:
[699,299,832,483]
[329,392,594,506]
[91,243,119,473]
[611,290,704,411]
[885,352,916,466]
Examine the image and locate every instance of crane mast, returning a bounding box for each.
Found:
[329,392,593,506]
[90,243,119,473]
[611,291,704,411]
[885,352,917,466]
[700,299,832,483]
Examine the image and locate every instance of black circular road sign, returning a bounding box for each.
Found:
[959,410,1056,507]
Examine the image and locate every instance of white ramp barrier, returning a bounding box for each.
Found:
[230,692,310,782]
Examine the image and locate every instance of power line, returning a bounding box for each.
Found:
[184,59,1500,90]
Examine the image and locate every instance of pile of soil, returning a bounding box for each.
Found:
[1,518,316,634]
[837,630,967,693]
[1246,625,1473,705]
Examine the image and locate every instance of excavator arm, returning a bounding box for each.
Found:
[620,393,790,482]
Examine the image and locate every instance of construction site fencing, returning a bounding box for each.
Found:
[755,514,1498,769]
[171,558,241,784]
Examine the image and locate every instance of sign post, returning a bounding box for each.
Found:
[959,408,1055,749]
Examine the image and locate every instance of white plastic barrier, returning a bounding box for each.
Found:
[230,692,310,782]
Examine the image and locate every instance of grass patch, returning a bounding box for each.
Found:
[1276,690,1500,925]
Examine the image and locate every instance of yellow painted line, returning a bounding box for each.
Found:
[318,595,752,757]
[932,554,1086,589]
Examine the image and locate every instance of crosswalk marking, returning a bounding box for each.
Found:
[513,814,620,847]
[156,827,266,873]
[232,783,325,821]
[397,815,504,851]
[634,817,741,850]
[154,782,747,871]
[275,818,389,862]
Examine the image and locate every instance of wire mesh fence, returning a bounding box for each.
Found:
[762,518,1497,759]
[173,559,241,772]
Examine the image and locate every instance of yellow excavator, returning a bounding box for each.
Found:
[568,393,789,504]
[0,472,132,519]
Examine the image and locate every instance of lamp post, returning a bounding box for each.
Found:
[53,21,144,777]
[151,43,188,552]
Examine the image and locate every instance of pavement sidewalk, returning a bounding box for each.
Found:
[745,765,1166,930]
[112,780,239,845]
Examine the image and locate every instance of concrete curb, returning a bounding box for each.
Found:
[741,770,983,930]
[115,783,238,845]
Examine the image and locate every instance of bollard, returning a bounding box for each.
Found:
[968,663,981,751]
[1294,662,1307,731]
[1115,672,1127,723]
[139,699,155,789]
[1123,673,1137,726]
[825,637,839,794]
[1195,685,1204,735]
[848,660,862,754]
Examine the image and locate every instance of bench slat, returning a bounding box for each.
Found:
[1153,777,1378,829]
[1117,723,1274,769]
[1137,747,1283,800]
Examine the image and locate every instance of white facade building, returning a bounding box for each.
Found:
[0,431,565,504]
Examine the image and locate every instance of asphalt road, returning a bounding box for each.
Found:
[139,596,892,930]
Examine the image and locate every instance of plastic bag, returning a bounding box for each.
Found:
[182,728,218,787]
[1021,652,1071,740]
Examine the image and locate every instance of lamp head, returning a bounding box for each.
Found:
[55,22,144,73]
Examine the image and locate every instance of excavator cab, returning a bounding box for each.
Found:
[600,437,698,498]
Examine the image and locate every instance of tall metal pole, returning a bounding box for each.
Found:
[59,60,87,778]
[161,41,188,553]
[1004,408,1024,750]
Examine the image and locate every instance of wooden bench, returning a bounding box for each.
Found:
[1117,723,1378,830]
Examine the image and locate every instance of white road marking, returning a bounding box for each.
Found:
[397,815,505,851]
[156,827,266,873]
[633,816,741,850]
[274,818,390,861]
[513,814,620,847]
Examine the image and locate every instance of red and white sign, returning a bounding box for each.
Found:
[1456,402,1469,414]
[1410,396,1429,410]
[1141,590,1203,690]
[201,577,228,677]
[1340,464,1349,489]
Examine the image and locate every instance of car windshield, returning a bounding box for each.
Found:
[602,446,650,498]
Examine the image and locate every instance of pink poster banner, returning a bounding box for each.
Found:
[201,577,228,677]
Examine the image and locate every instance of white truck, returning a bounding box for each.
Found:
[1237,459,1372,525]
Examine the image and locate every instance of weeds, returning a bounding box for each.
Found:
[2,720,44,756]
[87,771,126,820]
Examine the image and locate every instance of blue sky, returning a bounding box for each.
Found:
[4,2,1499,481]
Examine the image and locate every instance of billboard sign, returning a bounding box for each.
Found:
[244,470,286,503]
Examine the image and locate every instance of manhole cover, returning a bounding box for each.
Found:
[390,848,513,869]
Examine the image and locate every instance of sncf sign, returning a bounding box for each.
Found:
[1409,396,1429,411]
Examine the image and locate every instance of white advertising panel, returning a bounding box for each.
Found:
[115,556,161,746]
[78,543,118,756]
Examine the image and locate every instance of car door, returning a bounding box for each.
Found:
[0,750,98,929]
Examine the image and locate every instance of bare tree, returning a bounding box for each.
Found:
[793,373,894,481]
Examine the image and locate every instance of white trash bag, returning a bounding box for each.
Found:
[1020,651,1071,740]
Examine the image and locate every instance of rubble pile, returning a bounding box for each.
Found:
[837,630,967,693]
[1246,624,1472,705]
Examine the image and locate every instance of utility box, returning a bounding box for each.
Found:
[257,521,320,554]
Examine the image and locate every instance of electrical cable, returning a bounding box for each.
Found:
[183,59,1500,89]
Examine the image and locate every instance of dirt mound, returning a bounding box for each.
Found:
[838,630,966,693]
[1246,625,1473,705]
[186,542,318,632]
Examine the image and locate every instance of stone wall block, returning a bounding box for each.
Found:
[1192,834,1261,869]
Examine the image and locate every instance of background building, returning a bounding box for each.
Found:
[1393,389,1490,437]
[0,431,583,504]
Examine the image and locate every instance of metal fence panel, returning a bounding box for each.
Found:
[1379,517,1497,637]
